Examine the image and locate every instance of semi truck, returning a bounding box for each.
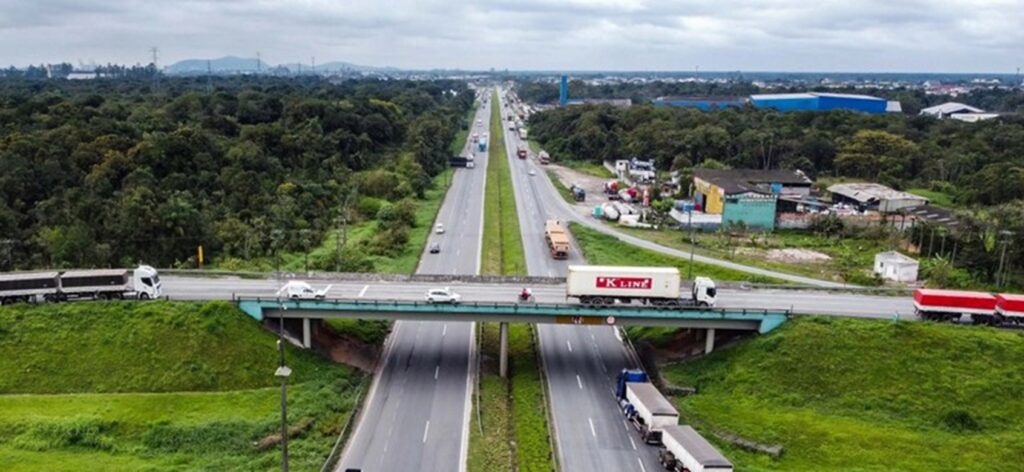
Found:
[538,151,550,165]
[0,265,162,304]
[659,425,734,472]
[449,156,475,168]
[570,184,585,202]
[914,288,1024,326]
[566,266,716,306]
[478,137,487,152]
[517,146,528,159]
[544,220,571,260]
[518,128,528,140]
[616,369,679,445]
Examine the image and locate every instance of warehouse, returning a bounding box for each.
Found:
[691,169,811,230]
[827,183,928,212]
[751,92,892,114]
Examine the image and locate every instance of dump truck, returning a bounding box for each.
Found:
[517,146,528,159]
[538,151,550,165]
[544,220,571,260]
[616,369,679,445]
[0,265,162,304]
[659,425,734,472]
[566,266,716,306]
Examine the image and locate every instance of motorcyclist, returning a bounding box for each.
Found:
[519,287,532,301]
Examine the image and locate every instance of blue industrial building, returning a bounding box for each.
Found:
[750,92,889,114]
[652,96,747,110]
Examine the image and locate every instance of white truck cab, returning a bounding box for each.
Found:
[133,265,163,299]
[278,281,332,300]
[692,276,717,307]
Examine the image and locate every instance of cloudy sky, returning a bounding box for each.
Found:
[1,0,1022,72]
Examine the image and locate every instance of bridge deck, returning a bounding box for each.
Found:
[237,297,789,333]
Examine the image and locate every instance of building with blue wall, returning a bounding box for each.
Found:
[750,92,890,114]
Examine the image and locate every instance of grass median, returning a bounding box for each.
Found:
[469,90,553,472]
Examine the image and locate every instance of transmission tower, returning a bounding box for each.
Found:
[150,47,160,91]
[257,51,262,73]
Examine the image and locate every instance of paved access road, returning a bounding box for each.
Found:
[334,90,491,472]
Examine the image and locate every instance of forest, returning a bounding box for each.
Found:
[0,77,473,270]
[528,101,1024,288]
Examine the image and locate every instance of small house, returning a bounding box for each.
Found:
[874,251,919,283]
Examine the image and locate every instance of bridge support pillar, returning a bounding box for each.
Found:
[499,322,509,378]
[704,328,716,354]
[302,318,312,349]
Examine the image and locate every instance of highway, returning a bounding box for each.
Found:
[499,89,665,472]
[334,90,490,472]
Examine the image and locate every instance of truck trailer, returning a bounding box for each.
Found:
[566,266,716,306]
[0,265,162,304]
[477,137,487,152]
[616,370,679,445]
[659,425,734,472]
[544,220,571,260]
[914,288,1024,326]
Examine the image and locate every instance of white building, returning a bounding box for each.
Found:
[919,102,985,119]
[874,251,919,283]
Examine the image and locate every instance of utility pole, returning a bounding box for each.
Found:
[275,316,291,472]
[996,231,1014,287]
[206,60,213,94]
[257,51,262,73]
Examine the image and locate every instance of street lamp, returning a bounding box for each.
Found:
[275,315,291,472]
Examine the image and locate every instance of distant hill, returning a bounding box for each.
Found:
[165,55,394,75]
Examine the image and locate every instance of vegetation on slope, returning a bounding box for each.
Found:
[0,301,364,470]
[661,317,1024,471]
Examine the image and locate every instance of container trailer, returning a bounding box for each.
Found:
[620,377,679,444]
[566,266,716,306]
[0,265,162,304]
[659,425,734,472]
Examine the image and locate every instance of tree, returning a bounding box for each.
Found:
[834,130,919,184]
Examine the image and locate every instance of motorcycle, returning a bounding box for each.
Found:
[517,291,535,303]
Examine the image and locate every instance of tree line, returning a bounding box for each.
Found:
[0,77,472,270]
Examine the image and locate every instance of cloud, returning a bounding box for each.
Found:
[0,0,1020,72]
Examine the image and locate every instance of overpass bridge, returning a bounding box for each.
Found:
[237,297,789,376]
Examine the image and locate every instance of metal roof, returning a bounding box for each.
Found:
[60,269,129,278]
[875,251,917,265]
[920,102,984,116]
[663,425,733,467]
[627,382,679,416]
[695,169,811,195]
[827,183,927,204]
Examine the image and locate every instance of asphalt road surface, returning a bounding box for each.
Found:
[499,89,666,472]
[334,90,490,472]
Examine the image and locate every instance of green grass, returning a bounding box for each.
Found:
[467,324,514,472]
[907,188,957,209]
[0,301,365,470]
[451,108,476,155]
[570,223,786,284]
[546,170,576,204]
[558,160,614,178]
[615,226,892,285]
[508,324,554,471]
[482,90,526,276]
[661,316,1024,471]
[323,319,391,345]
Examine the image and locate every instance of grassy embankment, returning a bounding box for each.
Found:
[907,188,957,209]
[0,301,365,471]
[657,316,1024,471]
[468,91,553,472]
[570,222,785,284]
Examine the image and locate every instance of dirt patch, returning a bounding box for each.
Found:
[314,322,382,372]
[765,248,832,263]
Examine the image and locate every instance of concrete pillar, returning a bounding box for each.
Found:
[499,322,509,378]
[302,318,312,349]
[704,328,716,354]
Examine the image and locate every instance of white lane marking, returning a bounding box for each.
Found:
[435,365,440,380]
[590,332,596,342]
[383,437,390,452]
[443,324,448,337]
[601,361,609,374]
[456,249,462,257]
[588,417,597,438]
[566,340,573,352]
[422,420,431,443]
[614,327,623,342]
[629,436,637,450]
[576,374,583,390]
[638,457,647,472]
[623,419,630,431]
[358,285,369,298]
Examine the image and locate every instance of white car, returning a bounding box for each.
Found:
[528,169,536,176]
[435,223,445,234]
[277,281,332,300]
[425,287,461,304]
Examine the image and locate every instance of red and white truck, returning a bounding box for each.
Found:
[913,288,1024,326]
[566,266,716,306]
